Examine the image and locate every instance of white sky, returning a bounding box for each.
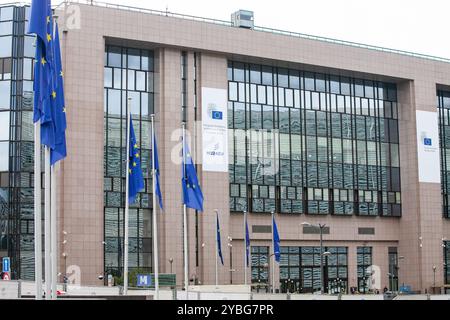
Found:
[10,0,450,59]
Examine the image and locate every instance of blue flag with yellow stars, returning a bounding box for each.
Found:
[273,214,281,263]
[153,133,163,210]
[28,0,56,149]
[245,215,250,267]
[216,212,224,265]
[50,23,67,165]
[181,137,204,211]
[128,116,145,204]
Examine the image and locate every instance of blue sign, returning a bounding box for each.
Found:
[2,257,10,273]
[137,274,152,287]
[211,111,223,120]
[400,285,411,293]
[424,138,432,146]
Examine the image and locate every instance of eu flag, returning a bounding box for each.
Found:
[272,215,280,263]
[181,138,203,211]
[216,212,224,265]
[50,23,67,165]
[28,0,56,149]
[245,215,250,267]
[128,116,145,204]
[153,133,163,209]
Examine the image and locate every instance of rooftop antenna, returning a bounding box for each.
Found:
[165,5,168,16]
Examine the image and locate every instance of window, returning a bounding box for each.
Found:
[0,111,9,140]
[0,141,8,171]
[251,246,269,290]
[0,36,12,57]
[104,45,154,277]
[357,247,372,293]
[0,81,10,109]
[228,61,400,217]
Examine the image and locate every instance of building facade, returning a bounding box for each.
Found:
[1,2,450,293]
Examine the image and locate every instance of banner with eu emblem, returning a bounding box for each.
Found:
[201,87,228,172]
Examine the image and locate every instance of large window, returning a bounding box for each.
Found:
[228,62,401,217]
[388,247,398,291]
[0,4,38,280]
[437,90,450,218]
[251,246,269,291]
[279,246,347,294]
[357,246,372,293]
[104,45,155,278]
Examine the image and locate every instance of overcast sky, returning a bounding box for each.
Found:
[11,0,450,59]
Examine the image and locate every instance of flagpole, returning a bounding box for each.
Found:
[182,122,189,299]
[215,209,219,287]
[244,210,247,286]
[150,114,159,300]
[44,147,51,299]
[50,163,57,299]
[34,122,42,300]
[124,100,131,295]
[271,211,275,294]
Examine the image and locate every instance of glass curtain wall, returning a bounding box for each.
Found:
[437,90,450,218]
[228,62,401,217]
[104,45,154,279]
[0,4,37,280]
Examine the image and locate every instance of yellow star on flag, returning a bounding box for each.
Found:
[135,153,139,158]
[133,162,137,167]
[51,91,56,99]
[41,57,46,65]
[46,16,50,24]
[46,33,52,42]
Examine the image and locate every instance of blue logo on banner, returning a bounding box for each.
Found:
[424,138,432,146]
[137,274,152,287]
[2,257,10,273]
[211,111,223,120]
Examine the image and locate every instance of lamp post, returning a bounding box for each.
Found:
[227,236,233,284]
[169,258,174,274]
[301,222,330,294]
[62,231,68,288]
[433,265,436,294]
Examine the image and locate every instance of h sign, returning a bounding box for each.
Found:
[2,257,10,273]
[137,274,152,287]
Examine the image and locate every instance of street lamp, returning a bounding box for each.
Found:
[433,265,437,294]
[302,222,328,294]
[227,237,233,284]
[169,258,174,274]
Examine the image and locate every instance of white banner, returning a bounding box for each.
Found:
[202,87,228,172]
[416,110,441,183]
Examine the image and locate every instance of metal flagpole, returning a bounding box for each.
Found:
[50,164,57,299]
[215,209,218,287]
[124,100,131,295]
[182,122,189,299]
[271,211,275,294]
[244,210,247,286]
[150,114,159,300]
[44,147,51,299]
[34,122,42,300]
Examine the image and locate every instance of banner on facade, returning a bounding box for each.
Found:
[202,87,228,172]
[416,110,441,183]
